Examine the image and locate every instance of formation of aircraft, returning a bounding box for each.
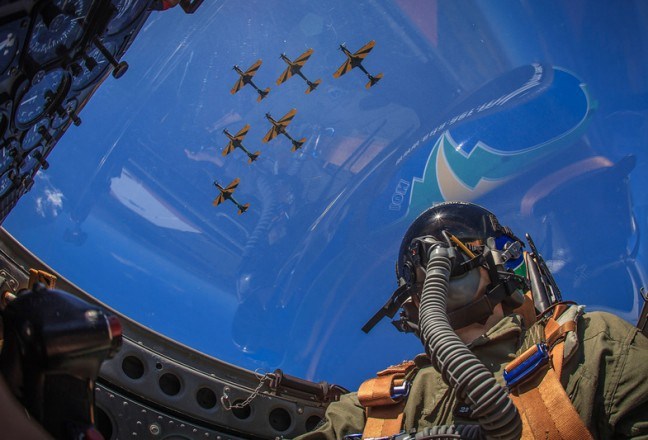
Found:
[222,124,260,164]
[213,178,249,215]
[333,40,383,89]
[229,41,382,103]
[277,48,322,94]
[219,41,381,213]
[263,109,307,152]
[230,60,271,102]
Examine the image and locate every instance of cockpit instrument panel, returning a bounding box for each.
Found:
[0,0,148,222]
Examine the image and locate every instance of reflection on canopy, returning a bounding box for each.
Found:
[4,0,647,389]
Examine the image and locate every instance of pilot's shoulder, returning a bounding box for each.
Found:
[579,310,647,347]
[573,312,648,437]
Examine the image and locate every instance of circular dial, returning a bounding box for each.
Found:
[15,69,70,129]
[0,169,14,198]
[0,28,19,75]
[19,145,45,175]
[107,0,149,36]
[1,146,16,176]
[52,98,78,129]
[28,0,90,65]
[21,119,50,151]
[71,41,116,91]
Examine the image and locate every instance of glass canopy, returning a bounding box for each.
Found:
[4,0,647,390]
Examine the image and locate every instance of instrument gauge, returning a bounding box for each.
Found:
[0,169,15,198]
[28,0,90,65]
[14,69,70,130]
[71,41,116,91]
[19,146,46,175]
[0,28,19,76]
[52,99,78,129]
[21,119,51,152]
[106,0,149,36]
[1,146,16,176]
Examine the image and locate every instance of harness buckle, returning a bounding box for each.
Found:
[391,380,411,399]
[504,343,549,388]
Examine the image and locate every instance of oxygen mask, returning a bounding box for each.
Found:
[362,202,528,334]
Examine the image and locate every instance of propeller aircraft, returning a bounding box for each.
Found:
[213,178,249,214]
[222,124,260,164]
[333,40,383,89]
[262,109,307,152]
[231,60,270,102]
[277,48,321,94]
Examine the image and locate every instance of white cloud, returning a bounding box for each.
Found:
[35,188,64,218]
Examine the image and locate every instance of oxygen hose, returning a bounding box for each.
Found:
[416,245,522,440]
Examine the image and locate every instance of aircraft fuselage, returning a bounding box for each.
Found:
[265,114,286,134]
[233,66,261,91]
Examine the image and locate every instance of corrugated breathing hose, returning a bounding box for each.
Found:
[416,245,522,440]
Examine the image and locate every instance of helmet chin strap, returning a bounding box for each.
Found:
[361,281,418,333]
[363,233,527,334]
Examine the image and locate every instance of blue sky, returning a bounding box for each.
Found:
[4,0,648,389]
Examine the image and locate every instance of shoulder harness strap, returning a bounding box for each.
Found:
[358,360,417,439]
[505,303,593,440]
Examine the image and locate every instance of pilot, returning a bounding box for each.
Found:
[296,201,648,439]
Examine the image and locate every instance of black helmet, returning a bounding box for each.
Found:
[362,201,525,334]
[396,201,521,285]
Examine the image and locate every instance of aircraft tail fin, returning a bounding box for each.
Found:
[248,151,261,164]
[366,73,383,89]
[257,87,271,102]
[291,138,307,152]
[306,79,321,94]
[238,203,250,215]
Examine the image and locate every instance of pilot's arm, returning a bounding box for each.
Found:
[294,392,365,439]
[565,311,648,438]
[595,315,648,438]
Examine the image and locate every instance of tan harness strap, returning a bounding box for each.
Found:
[538,368,592,438]
[506,306,593,439]
[545,320,574,380]
[358,361,416,439]
[511,385,561,439]
[362,402,407,439]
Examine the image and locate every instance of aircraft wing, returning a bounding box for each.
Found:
[263,126,280,143]
[333,59,353,78]
[244,59,263,76]
[277,108,297,126]
[294,48,314,66]
[277,66,294,85]
[233,124,250,140]
[222,141,236,157]
[212,193,225,206]
[353,40,376,59]
[230,77,245,94]
[224,177,240,191]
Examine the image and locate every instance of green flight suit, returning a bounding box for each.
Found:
[296,311,648,439]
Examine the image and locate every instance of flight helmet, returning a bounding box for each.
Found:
[362,201,527,333]
[400,201,526,329]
